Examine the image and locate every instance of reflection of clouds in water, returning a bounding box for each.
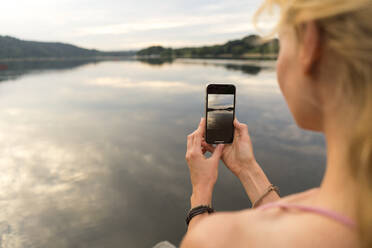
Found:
[253,121,325,156]
[0,121,107,247]
[81,61,280,96]
[227,73,281,95]
[0,59,325,247]
[0,102,191,247]
[85,77,200,93]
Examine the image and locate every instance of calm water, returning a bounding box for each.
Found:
[0,58,325,248]
[207,110,234,142]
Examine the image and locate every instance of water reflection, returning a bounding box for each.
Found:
[138,58,273,75]
[0,58,273,86]
[0,59,139,83]
[0,60,325,247]
[138,58,174,66]
[224,64,261,75]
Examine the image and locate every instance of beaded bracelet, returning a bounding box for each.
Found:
[252,184,280,208]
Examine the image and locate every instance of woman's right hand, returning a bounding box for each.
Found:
[202,119,257,178]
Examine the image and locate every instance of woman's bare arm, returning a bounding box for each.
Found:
[237,161,280,207]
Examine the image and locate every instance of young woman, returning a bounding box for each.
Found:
[182,0,372,247]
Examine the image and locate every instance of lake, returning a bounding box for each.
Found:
[0,58,325,248]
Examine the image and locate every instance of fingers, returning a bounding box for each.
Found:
[201,141,215,153]
[234,119,249,139]
[187,133,193,151]
[186,133,203,162]
[193,118,205,147]
[211,144,224,161]
[186,118,206,159]
[233,118,240,128]
[196,117,206,137]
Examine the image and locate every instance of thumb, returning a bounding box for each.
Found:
[211,144,224,160]
[234,119,248,138]
[233,119,241,138]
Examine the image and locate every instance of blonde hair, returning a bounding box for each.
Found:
[255,0,372,247]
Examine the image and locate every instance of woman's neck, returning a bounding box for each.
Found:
[316,115,358,219]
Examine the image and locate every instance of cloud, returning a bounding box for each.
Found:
[0,0,275,50]
[75,20,192,36]
[73,12,267,36]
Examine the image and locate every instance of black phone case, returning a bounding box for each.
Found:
[205,84,236,144]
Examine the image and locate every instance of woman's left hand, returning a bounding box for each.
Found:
[186,118,224,207]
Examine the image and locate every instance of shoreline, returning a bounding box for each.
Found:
[0,54,277,63]
[0,56,136,62]
[136,54,278,61]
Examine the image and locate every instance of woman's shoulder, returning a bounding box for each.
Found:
[182,210,258,248]
[182,188,357,248]
[182,190,316,248]
[183,205,288,248]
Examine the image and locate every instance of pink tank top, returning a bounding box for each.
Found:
[258,202,356,229]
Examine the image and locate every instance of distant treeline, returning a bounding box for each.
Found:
[137,35,279,59]
[0,35,136,59]
[0,34,278,60]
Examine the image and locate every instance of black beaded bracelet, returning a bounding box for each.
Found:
[185,205,215,226]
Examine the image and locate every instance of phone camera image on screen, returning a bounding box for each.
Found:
[206,85,235,144]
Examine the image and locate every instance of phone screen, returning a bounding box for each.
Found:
[206,84,236,144]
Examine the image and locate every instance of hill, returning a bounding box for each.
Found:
[0,35,135,59]
[137,35,279,59]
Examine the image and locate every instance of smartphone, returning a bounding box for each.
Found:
[205,84,236,144]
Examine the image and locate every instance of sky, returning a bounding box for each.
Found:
[0,0,274,51]
[208,94,234,109]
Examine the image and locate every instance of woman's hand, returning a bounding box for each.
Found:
[186,118,224,207]
[202,119,257,178]
[202,119,279,206]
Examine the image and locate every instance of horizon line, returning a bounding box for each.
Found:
[0,33,269,53]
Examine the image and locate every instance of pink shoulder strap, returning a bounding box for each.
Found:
[258,202,356,229]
